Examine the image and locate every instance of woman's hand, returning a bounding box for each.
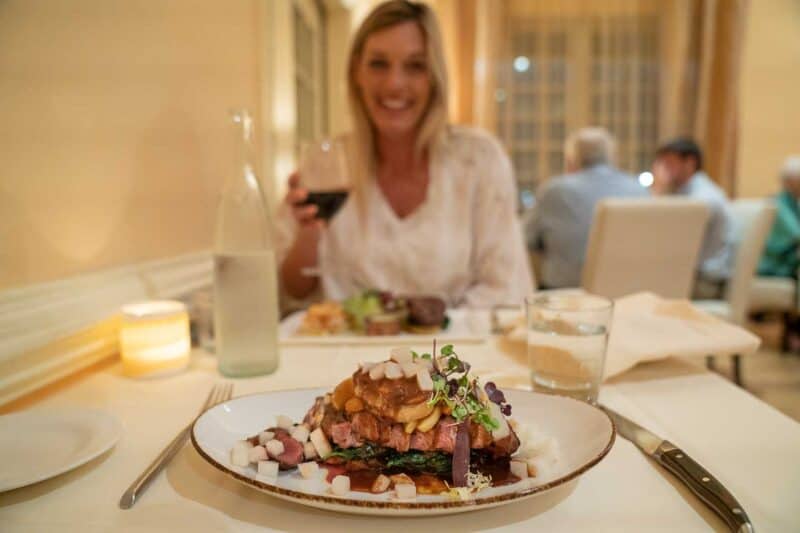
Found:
[286,172,324,230]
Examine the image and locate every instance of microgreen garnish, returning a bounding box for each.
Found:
[425,343,508,433]
[411,349,432,361]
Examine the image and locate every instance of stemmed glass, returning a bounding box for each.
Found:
[297,139,351,277]
[298,139,351,221]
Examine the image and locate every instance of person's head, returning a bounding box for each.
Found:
[347,0,448,156]
[654,137,703,188]
[781,155,800,198]
[563,127,616,173]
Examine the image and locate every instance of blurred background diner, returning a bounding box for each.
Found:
[0,0,798,419]
[526,127,648,289]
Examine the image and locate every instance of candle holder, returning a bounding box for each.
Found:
[120,301,191,378]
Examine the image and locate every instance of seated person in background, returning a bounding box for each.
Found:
[759,156,800,278]
[651,138,734,298]
[277,0,533,308]
[526,127,648,288]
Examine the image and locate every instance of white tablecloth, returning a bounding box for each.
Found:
[1,342,798,532]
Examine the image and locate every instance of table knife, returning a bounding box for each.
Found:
[601,405,754,533]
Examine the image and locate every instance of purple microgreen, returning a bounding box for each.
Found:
[484,381,512,419]
[447,379,459,396]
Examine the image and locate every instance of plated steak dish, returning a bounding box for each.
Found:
[231,344,551,500]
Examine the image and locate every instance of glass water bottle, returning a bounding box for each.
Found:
[213,109,279,377]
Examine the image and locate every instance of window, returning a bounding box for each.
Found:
[294,1,326,150]
[496,8,660,196]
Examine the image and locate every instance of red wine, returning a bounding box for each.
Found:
[302,190,349,220]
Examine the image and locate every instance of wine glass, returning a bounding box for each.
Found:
[297,139,350,278]
[298,139,351,221]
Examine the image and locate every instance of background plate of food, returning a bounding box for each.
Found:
[192,346,615,516]
[280,291,489,345]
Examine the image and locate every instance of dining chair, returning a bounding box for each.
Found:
[749,275,797,352]
[750,276,796,311]
[581,198,710,299]
[694,199,777,385]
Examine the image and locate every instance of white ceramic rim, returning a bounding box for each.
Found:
[191,388,616,513]
[0,408,122,492]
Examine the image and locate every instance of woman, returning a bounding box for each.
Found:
[277,0,533,308]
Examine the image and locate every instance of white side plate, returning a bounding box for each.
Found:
[0,408,122,492]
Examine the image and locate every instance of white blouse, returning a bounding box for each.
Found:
[276,126,534,309]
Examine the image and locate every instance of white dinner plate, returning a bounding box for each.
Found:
[0,408,122,492]
[191,388,615,516]
[279,308,489,346]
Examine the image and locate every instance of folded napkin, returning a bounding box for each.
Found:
[504,292,762,380]
[603,292,761,378]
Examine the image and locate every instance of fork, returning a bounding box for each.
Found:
[119,382,233,509]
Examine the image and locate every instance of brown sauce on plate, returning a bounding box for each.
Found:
[352,372,430,418]
[344,470,450,494]
[477,462,520,487]
[346,470,380,492]
[323,463,519,493]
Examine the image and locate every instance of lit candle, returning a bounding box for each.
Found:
[120,301,190,378]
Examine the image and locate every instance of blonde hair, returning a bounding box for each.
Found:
[346,0,449,215]
[564,127,616,170]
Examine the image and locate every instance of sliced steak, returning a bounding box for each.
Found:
[273,433,304,469]
[409,429,436,451]
[303,396,326,429]
[469,422,493,449]
[384,423,410,452]
[433,416,457,453]
[328,421,362,448]
[350,411,380,442]
[320,403,346,436]
[405,296,446,326]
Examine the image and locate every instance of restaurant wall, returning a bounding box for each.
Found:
[0,0,265,290]
[737,0,800,198]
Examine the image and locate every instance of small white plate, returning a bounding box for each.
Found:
[279,308,489,346]
[0,408,122,492]
[192,388,614,516]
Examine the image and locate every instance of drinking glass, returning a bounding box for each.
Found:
[299,139,350,221]
[526,290,613,403]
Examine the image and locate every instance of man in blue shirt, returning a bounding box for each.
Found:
[526,127,649,288]
[652,138,734,297]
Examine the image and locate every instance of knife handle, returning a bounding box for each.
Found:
[657,442,754,533]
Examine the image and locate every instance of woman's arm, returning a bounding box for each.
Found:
[280,226,322,298]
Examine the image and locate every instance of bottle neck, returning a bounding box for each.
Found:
[234,112,256,180]
[215,110,273,253]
